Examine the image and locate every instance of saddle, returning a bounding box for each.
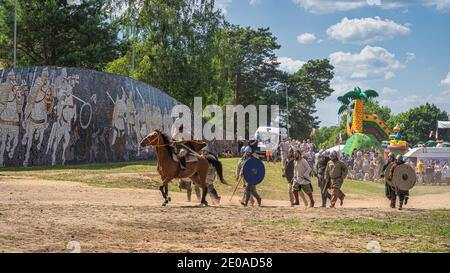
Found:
[171,152,198,163]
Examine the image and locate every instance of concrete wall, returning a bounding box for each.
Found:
[0,67,177,167]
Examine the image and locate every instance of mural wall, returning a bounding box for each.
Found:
[0,67,177,167]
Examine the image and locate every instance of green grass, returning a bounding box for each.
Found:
[320,210,450,238]
[253,218,303,227]
[249,210,450,252]
[1,158,449,200]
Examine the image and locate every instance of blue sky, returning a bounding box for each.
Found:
[217,0,450,127]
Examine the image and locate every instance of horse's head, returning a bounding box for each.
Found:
[140,129,163,147]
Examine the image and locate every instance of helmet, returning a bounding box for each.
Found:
[201,146,209,153]
[396,155,404,162]
[240,146,246,153]
[288,148,294,154]
[330,151,338,159]
[322,151,330,158]
[244,146,252,154]
[389,152,395,159]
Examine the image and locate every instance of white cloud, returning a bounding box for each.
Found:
[406,52,416,63]
[249,0,261,5]
[326,17,411,45]
[330,46,403,80]
[297,33,318,44]
[278,57,306,74]
[215,0,233,14]
[440,72,450,86]
[215,0,262,14]
[380,90,450,113]
[292,0,450,14]
[329,46,404,95]
[380,95,421,112]
[425,0,450,11]
[382,87,398,94]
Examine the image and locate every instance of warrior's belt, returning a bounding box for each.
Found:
[0,118,20,127]
[28,116,46,124]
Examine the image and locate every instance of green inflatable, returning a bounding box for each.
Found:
[343,133,381,156]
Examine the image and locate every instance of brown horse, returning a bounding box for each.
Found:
[140,129,226,206]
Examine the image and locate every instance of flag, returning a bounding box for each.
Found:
[310,128,316,137]
[338,132,343,143]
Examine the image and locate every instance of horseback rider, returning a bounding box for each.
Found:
[236,146,262,207]
[314,151,332,208]
[292,148,315,207]
[387,155,410,210]
[171,117,192,170]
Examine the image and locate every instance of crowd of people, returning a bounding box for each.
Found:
[416,159,450,185]
[224,139,450,186]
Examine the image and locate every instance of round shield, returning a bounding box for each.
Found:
[384,162,394,187]
[285,160,295,183]
[243,157,265,185]
[392,164,416,191]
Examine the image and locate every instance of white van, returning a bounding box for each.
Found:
[255,126,288,154]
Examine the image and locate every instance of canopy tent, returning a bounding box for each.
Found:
[404,147,450,161]
[438,121,450,128]
[436,120,450,140]
[316,145,345,156]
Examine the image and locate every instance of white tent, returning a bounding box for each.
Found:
[438,121,450,128]
[437,121,450,139]
[404,147,450,160]
[316,145,345,156]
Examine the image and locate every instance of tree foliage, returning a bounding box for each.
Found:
[0,0,121,70]
[387,103,449,144]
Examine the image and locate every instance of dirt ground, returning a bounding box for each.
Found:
[0,178,449,253]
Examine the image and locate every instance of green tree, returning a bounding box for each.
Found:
[281,59,335,139]
[106,0,232,106]
[387,103,449,144]
[365,99,391,122]
[0,0,120,69]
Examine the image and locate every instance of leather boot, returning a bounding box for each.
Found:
[292,191,300,206]
[308,193,315,208]
[180,157,186,170]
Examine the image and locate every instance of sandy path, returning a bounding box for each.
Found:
[0,179,448,253]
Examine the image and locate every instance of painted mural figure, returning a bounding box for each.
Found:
[126,90,137,136]
[46,68,79,165]
[111,89,128,145]
[22,67,55,167]
[0,71,26,166]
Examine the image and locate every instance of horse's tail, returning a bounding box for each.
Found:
[206,154,227,185]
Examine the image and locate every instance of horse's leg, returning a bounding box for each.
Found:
[8,129,19,159]
[61,129,70,165]
[160,178,172,206]
[0,130,7,166]
[37,127,44,150]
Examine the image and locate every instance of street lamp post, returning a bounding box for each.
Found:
[285,85,289,137]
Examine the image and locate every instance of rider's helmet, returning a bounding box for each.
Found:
[244,146,252,154]
[201,146,209,154]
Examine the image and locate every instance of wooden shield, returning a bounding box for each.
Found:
[384,162,394,187]
[285,160,295,183]
[392,164,417,191]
